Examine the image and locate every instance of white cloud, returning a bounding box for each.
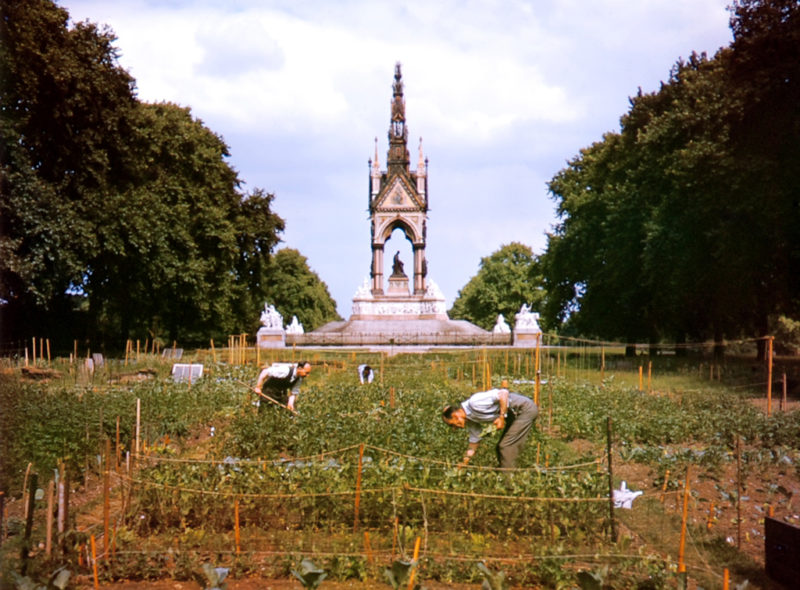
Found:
[59,0,733,314]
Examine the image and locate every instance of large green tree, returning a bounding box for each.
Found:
[1,0,138,341]
[262,248,342,332]
[542,0,800,352]
[0,0,294,348]
[449,242,545,331]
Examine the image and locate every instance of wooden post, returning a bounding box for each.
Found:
[606,417,617,542]
[407,536,421,590]
[45,481,54,556]
[0,491,6,547]
[364,531,374,564]
[736,434,742,549]
[354,443,364,531]
[767,336,774,416]
[57,463,67,540]
[647,361,652,392]
[135,398,141,462]
[782,373,787,412]
[600,345,605,382]
[638,366,643,391]
[90,534,99,590]
[47,339,51,364]
[32,337,36,364]
[389,386,395,409]
[21,473,37,575]
[706,501,715,530]
[534,333,541,405]
[660,469,670,504]
[678,466,690,575]
[234,499,241,554]
[116,417,121,471]
[103,439,110,556]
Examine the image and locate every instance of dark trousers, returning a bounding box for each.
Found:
[496,395,538,468]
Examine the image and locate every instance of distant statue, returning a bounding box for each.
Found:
[391,251,406,277]
[492,314,511,334]
[514,304,541,332]
[260,303,284,330]
[285,315,304,334]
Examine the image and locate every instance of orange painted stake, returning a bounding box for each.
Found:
[638,366,643,391]
[90,534,99,590]
[407,536,421,590]
[678,466,691,574]
[234,499,241,554]
[354,443,365,531]
[364,531,374,564]
[706,501,715,530]
[723,568,729,590]
[647,361,652,392]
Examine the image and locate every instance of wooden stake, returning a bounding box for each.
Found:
[678,466,690,574]
[103,439,110,556]
[606,417,616,542]
[407,536,421,590]
[364,531,374,564]
[534,333,541,405]
[45,481,54,556]
[736,435,742,549]
[135,398,141,462]
[660,469,670,504]
[782,373,787,412]
[354,443,364,531]
[90,534,99,590]
[234,499,241,554]
[767,336,774,416]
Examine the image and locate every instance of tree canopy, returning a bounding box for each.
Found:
[262,248,342,332]
[449,242,545,331]
[1,0,336,349]
[541,0,799,351]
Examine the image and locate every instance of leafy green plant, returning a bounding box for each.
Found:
[290,558,327,589]
[200,563,229,590]
[576,565,609,590]
[384,559,419,590]
[11,567,70,590]
[476,561,508,590]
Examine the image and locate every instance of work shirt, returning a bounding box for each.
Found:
[461,389,505,443]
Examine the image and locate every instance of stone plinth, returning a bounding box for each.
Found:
[386,275,410,296]
[512,304,542,347]
[257,327,285,348]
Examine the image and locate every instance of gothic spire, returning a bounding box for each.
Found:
[388,62,409,173]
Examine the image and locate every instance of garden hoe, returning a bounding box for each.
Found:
[235,379,296,413]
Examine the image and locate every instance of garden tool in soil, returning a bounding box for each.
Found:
[235,379,296,413]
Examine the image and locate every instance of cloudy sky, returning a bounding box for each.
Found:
[60,0,734,317]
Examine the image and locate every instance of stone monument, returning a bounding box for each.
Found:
[492,314,511,334]
[513,303,542,347]
[285,315,304,335]
[309,63,488,344]
[257,303,285,348]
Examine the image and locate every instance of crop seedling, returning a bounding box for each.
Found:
[11,567,70,590]
[384,559,422,590]
[200,563,229,590]
[576,565,608,590]
[290,558,327,589]
[476,561,508,590]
